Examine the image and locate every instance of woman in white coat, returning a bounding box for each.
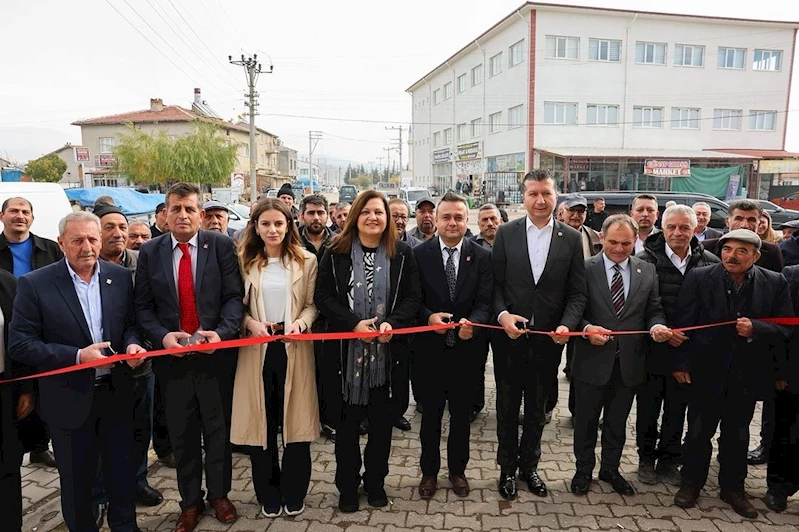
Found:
[230,198,320,518]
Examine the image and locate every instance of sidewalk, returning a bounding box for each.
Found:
[21,357,798,532]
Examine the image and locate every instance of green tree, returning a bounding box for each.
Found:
[352,175,371,189]
[24,153,67,183]
[113,121,238,186]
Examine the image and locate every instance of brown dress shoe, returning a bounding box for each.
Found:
[175,500,204,532]
[418,475,437,499]
[209,497,237,524]
[720,491,758,519]
[674,485,701,508]
[449,474,470,497]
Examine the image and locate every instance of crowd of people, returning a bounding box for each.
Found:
[1,170,798,532]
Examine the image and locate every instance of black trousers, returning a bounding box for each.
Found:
[249,342,312,508]
[50,382,137,532]
[316,343,342,429]
[473,333,492,413]
[419,346,473,477]
[159,358,232,510]
[681,388,756,492]
[767,390,799,497]
[17,409,50,454]
[546,343,567,413]
[335,385,393,496]
[573,359,636,475]
[635,373,689,463]
[0,469,22,532]
[151,375,172,458]
[759,396,776,448]
[493,334,560,473]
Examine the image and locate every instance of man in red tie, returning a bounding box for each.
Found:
[134,183,244,532]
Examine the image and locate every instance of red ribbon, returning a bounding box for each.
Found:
[3,317,798,384]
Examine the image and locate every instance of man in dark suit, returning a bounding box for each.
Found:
[571,214,670,496]
[673,229,792,518]
[150,203,168,237]
[9,211,145,532]
[691,202,723,241]
[492,169,587,500]
[414,192,492,500]
[135,182,244,532]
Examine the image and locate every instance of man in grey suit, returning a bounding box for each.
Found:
[492,169,587,500]
[571,214,671,497]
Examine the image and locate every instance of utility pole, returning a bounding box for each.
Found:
[376,156,385,185]
[308,131,322,194]
[383,147,394,182]
[229,53,273,203]
[385,126,404,171]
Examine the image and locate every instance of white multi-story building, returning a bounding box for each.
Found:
[407,3,798,200]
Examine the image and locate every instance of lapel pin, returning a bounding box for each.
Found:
[376,266,382,272]
[637,268,641,273]
[106,278,112,284]
[466,256,471,262]
[203,242,209,249]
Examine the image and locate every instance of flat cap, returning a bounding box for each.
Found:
[778,219,799,230]
[416,197,435,209]
[564,194,587,208]
[718,228,761,250]
[202,200,229,212]
[92,203,125,220]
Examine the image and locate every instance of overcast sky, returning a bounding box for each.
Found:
[1,0,797,167]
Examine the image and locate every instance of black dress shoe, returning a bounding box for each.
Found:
[544,410,553,424]
[469,410,479,423]
[570,472,591,496]
[498,472,517,500]
[359,418,369,435]
[29,450,57,468]
[519,470,548,497]
[598,470,635,496]
[394,416,411,431]
[764,490,788,512]
[747,443,769,465]
[321,423,336,442]
[366,486,388,507]
[137,485,164,506]
[93,502,107,529]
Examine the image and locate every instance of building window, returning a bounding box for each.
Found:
[632,106,664,128]
[471,118,481,137]
[457,73,467,93]
[489,53,503,77]
[443,128,452,144]
[508,105,524,128]
[671,107,700,129]
[489,112,502,133]
[713,109,742,130]
[749,110,776,131]
[717,47,746,69]
[509,40,524,67]
[635,42,666,64]
[443,82,452,100]
[99,137,117,153]
[471,64,482,86]
[433,131,441,147]
[457,123,468,141]
[586,104,619,126]
[588,39,621,62]
[545,35,579,60]
[543,102,578,125]
[753,49,782,71]
[433,89,441,105]
[674,44,704,67]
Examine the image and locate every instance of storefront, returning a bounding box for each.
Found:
[432,148,452,194]
[455,141,482,195]
[484,152,525,205]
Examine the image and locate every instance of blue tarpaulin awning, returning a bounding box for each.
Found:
[64,187,166,215]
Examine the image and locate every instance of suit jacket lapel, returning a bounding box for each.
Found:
[427,237,449,302]
[516,218,535,284]
[751,267,766,315]
[591,255,616,315]
[99,264,114,344]
[54,261,93,346]
[194,230,209,298]
[160,236,179,304]
[539,219,565,282]
[621,256,643,318]
[454,238,472,298]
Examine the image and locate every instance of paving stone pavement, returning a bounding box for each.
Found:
[20,356,799,532]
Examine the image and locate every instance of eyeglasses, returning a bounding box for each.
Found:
[392,214,409,221]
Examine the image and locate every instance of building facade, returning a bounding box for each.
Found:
[407,3,798,201]
[279,145,298,179]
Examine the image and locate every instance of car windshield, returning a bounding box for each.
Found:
[760,200,779,210]
[227,204,250,219]
[407,190,428,201]
[341,186,355,194]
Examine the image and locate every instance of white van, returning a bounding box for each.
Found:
[399,187,431,213]
[0,183,74,241]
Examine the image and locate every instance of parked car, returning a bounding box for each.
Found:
[264,189,278,198]
[226,203,250,232]
[755,199,799,227]
[399,187,431,213]
[578,191,729,229]
[339,185,357,204]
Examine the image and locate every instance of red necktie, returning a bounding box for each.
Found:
[178,243,200,333]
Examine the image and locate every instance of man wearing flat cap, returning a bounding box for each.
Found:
[779,219,799,266]
[201,201,236,238]
[672,229,793,519]
[779,219,799,242]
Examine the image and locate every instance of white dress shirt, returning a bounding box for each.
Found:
[665,244,692,275]
[262,258,288,323]
[695,228,708,241]
[69,261,110,377]
[439,238,464,277]
[634,227,660,255]
[526,216,553,283]
[171,233,199,293]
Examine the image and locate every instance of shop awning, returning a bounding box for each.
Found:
[535,147,755,159]
[705,148,799,158]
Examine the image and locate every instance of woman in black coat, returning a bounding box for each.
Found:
[0,268,34,532]
[314,190,422,513]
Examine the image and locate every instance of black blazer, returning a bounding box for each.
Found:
[0,232,63,275]
[414,236,493,348]
[0,269,22,474]
[134,230,244,369]
[492,217,587,335]
[703,238,784,272]
[674,263,793,398]
[8,260,140,430]
[314,240,422,399]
